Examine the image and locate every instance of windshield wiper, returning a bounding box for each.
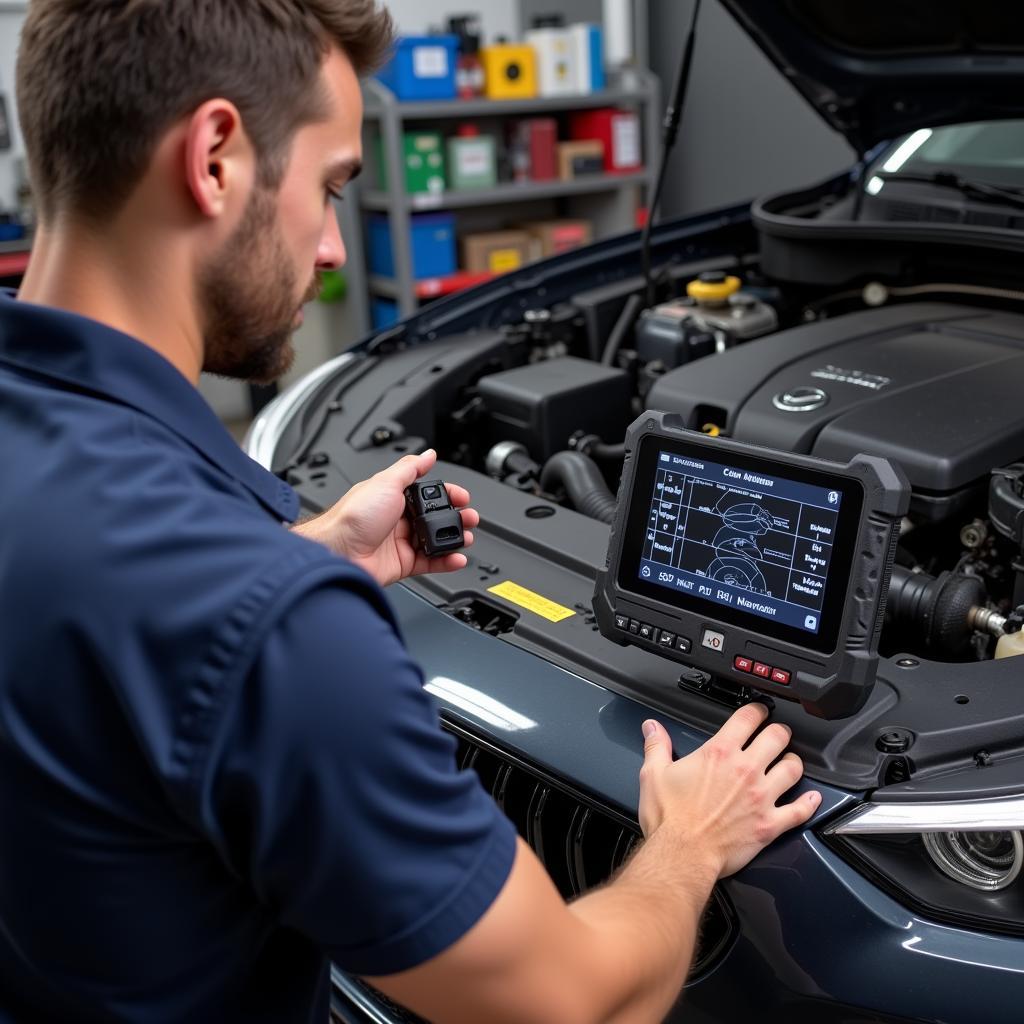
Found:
[876,170,1024,212]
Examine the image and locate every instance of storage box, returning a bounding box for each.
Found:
[509,118,558,181]
[376,132,445,195]
[481,43,538,100]
[462,229,533,274]
[371,298,400,330]
[525,219,594,259]
[569,108,642,173]
[446,129,498,190]
[570,24,605,93]
[368,213,457,280]
[377,35,458,101]
[477,356,632,462]
[557,140,604,180]
[525,27,580,97]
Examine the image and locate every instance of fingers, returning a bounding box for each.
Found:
[444,482,472,508]
[640,719,673,773]
[459,507,480,530]
[744,721,793,768]
[764,751,804,801]
[774,790,822,832]
[408,531,474,577]
[713,702,770,750]
[385,448,437,488]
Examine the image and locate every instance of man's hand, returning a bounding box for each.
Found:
[292,449,479,587]
[638,704,820,878]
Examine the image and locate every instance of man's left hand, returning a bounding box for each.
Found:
[292,449,478,587]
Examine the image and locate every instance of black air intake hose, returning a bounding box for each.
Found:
[540,451,618,523]
[886,565,986,656]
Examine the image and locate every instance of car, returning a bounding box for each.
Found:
[246,4,1024,1021]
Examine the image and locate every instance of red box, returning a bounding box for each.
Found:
[509,118,558,182]
[569,108,642,173]
[752,662,772,679]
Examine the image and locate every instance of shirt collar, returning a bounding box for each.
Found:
[0,292,299,522]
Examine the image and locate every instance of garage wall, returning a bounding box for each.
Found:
[647,0,853,219]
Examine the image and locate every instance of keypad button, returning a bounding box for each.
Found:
[638,623,655,641]
[657,630,675,647]
[771,668,791,685]
[629,619,640,634]
[752,662,771,679]
[614,614,629,631]
[701,628,725,653]
[676,636,692,654]
[734,656,753,673]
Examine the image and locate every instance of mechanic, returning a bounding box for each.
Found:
[0,3,821,1022]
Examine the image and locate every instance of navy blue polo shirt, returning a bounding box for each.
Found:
[0,294,516,1023]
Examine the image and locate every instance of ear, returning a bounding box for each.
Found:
[183,99,252,219]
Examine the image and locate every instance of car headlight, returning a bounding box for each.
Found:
[922,830,1023,892]
[823,796,1024,935]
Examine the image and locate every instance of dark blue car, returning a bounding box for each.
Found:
[247,4,1024,1020]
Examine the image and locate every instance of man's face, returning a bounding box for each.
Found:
[200,48,363,383]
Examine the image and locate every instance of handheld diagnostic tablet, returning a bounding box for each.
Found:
[593,413,910,719]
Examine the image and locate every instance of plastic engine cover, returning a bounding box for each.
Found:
[646,303,1024,497]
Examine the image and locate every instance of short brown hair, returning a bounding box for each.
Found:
[16,0,394,223]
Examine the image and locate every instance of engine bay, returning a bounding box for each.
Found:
[341,277,1024,670]
[276,215,1024,787]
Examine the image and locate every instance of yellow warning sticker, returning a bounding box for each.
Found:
[487,581,576,623]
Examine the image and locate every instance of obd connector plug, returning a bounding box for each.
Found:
[404,479,465,557]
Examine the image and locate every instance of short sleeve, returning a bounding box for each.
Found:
[198,582,517,976]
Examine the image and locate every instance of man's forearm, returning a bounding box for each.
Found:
[566,824,719,1024]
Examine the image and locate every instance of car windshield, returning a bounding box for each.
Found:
[871,120,1024,191]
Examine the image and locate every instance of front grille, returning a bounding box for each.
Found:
[334,726,736,1023]
[449,725,736,980]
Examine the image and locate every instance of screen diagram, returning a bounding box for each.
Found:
[638,451,843,634]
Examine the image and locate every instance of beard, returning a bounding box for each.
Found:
[198,187,320,384]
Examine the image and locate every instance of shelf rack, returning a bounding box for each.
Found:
[343,69,662,329]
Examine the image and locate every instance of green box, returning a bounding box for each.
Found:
[377,132,446,195]
[446,134,498,190]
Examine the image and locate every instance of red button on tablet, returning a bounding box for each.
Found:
[771,668,791,685]
[752,662,772,679]
[734,656,753,673]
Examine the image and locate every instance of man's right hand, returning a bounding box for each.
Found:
[366,705,821,1024]
[639,703,821,878]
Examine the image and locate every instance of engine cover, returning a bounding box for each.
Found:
[646,303,1024,503]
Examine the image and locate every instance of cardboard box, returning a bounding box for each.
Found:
[525,219,594,259]
[462,230,533,274]
[557,140,604,180]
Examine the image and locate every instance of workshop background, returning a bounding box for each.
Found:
[0,0,851,429]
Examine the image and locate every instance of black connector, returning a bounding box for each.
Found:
[403,479,465,557]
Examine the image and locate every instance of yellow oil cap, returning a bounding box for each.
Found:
[687,272,741,304]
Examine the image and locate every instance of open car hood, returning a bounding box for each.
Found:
[720,1,1024,152]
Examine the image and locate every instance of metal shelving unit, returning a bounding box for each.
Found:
[350,69,662,324]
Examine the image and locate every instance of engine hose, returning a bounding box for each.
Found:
[886,565,986,656]
[573,434,626,462]
[540,451,618,523]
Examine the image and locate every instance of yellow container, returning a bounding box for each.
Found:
[482,44,538,100]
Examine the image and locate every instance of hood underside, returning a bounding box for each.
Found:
[720,0,1024,152]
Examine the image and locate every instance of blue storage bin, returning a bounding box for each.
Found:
[371,299,400,330]
[377,35,458,101]
[367,213,457,281]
